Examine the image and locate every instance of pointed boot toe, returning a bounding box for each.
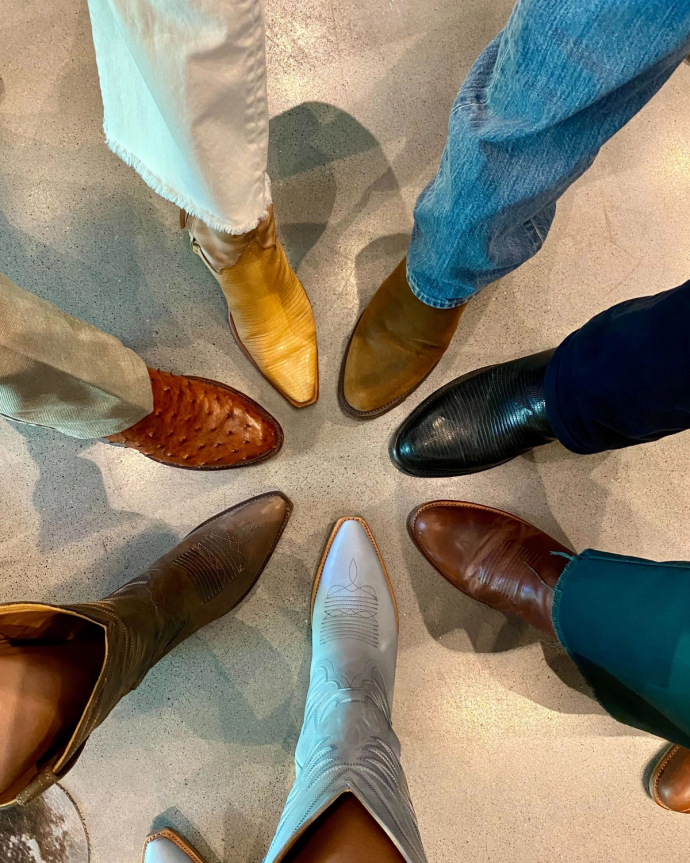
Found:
[650,744,690,812]
[339,259,465,419]
[172,490,293,630]
[106,368,283,470]
[407,500,570,636]
[0,492,292,808]
[186,207,319,408]
[142,829,207,863]
[391,350,557,476]
[311,518,399,679]
[264,517,427,863]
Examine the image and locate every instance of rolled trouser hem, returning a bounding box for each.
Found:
[4,409,150,440]
[543,336,600,455]
[406,266,473,309]
[0,274,155,439]
[104,133,273,235]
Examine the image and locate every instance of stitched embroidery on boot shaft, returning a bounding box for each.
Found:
[478,539,544,586]
[173,525,258,604]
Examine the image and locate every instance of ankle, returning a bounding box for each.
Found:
[183,207,276,272]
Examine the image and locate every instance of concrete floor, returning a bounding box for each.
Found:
[2,1,690,861]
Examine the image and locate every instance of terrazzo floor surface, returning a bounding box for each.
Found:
[2,1,690,861]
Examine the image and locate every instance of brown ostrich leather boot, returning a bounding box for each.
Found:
[407,500,572,636]
[0,492,292,809]
[106,368,283,469]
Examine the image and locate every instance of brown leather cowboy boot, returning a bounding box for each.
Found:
[409,501,690,813]
[0,491,292,809]
[649,744,690,812]
[339,259,466,419]
[184,206,319,408]
[407,500,572,636]
[106,368,283,469]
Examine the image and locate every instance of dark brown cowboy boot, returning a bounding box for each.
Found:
[0,491,292,809]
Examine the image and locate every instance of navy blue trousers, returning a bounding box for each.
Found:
[544,279,690,454]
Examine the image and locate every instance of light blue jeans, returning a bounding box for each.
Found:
[407,0,690,308]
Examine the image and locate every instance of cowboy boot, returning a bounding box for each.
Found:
[184,207,319,408]
[0,491,292,809]
[339,259,466,419]
[264,517,427,863]
[649,744,690,813]
[407,500,571,636]
[106,368,283,469]
[141,828,208,863]
[391,350,556,476]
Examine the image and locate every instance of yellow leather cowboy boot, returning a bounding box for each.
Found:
[0,492,292,809]
[185,207,319,408]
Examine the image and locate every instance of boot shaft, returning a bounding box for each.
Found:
[265,517,427,863]
[0,492,292,808]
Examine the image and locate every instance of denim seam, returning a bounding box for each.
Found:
[406,269,469,310]
[451,97,488,115]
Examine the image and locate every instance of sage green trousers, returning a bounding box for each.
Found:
[0,273,153,439]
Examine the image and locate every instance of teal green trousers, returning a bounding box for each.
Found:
[553,550,690,748]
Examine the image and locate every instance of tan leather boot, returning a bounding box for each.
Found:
[0,492,292,809]
[185,207,318,408]
[339,259,466,419]
[650,744,690,812]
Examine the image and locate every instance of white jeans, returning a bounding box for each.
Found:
[87,0,272,233]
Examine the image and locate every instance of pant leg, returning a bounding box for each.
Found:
[406,0,690,308]
[544,278,690,454]
[0,273,153,439]
[553,549,690,748]
[87,0,271,233]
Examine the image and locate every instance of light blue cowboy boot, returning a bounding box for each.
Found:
[264,517,427,863]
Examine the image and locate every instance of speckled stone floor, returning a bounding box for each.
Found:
[2,2,690,861]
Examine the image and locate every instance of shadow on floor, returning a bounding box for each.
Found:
[399,427,630,713]
[269,101,381,272]
[12,424,144,559]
